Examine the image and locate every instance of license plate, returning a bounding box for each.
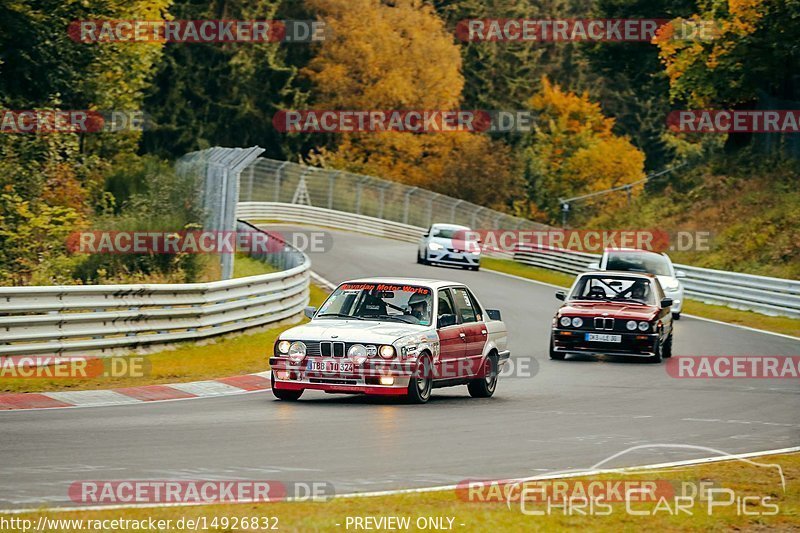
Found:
[306,360,354,373]
[585,333,622,343]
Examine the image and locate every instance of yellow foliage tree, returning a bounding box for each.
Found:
[525,78,645,223]
[302,0,523,213]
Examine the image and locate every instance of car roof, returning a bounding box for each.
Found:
[603,248,667,258]
[430,223,470,230]
[578,270,657,280]
[344,277,463,290]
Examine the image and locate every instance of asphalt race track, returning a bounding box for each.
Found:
[2,226,798,509]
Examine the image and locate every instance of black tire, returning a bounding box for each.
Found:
[271,373,303,401]
[549,334,566,360]
[471,265,480,271]
[406,355,433,404]
[416,251,423,264]
[468,355,498,398]
[662,334,673,358]
[648,338,663,364]
[672,312,681,320]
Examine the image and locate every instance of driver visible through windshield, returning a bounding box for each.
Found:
[570,275,656,305]
[317,283,433,325]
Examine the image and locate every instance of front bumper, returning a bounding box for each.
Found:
[552,328,659,358]
[426,248,480,267]
[270,357,413,395]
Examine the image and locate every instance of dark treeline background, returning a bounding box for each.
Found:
[1,0,798,284]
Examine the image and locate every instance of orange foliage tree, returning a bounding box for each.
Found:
[524,78,646,224]
[301,0,524,212]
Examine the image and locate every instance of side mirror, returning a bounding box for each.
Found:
[437,314,457,328]
[422,232,429,237]
[304,306,317,319]
[555,290,567,301]
[587,261,600,271]
[660,298,673,308]
[486,309,502,321]
[675,270,687,279]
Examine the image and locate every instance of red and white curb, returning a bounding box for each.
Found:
[0,371,272,411]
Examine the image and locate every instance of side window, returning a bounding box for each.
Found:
[465,288,483,321]
[452,287,479,324]
[437,289,456,321]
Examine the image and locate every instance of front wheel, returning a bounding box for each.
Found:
[468,355,498,398]
[662,334,673,358]
[672,312,681,320]
[271,373,303,401]
[406,355,433,404]
[549,333,566,360]
[648,338,663,364]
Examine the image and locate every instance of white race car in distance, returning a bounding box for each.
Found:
[270,278,509,403]
[417,223,481,271]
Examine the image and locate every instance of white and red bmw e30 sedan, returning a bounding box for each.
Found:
[269,278,509,403]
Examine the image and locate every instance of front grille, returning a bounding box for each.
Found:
[304,341,321,357]
[321,341,346,357]
[593,317,615,330]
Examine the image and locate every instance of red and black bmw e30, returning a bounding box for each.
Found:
[550,271,674,362]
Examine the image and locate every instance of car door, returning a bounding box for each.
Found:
[435,287,464,379]
[451,286,488,376]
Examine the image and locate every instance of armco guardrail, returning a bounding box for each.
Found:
[0,222,310,357]
[237,202,513,259]
[239,201,800,319]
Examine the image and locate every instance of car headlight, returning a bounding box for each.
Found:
[379,345,395,359]
[626,320,637,331]
[288,341,306,363]
[277,340,291,354]
[571,317,583,328]
[638,321,650,332]
[559,316,572,327]
[348,344,368,365]
[428,242,444,251]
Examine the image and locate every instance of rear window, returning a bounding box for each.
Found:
[606,252,671,276]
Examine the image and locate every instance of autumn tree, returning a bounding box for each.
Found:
[301,0,523,212]
[524,78,646,223]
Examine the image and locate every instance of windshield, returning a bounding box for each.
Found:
[317,282,433,325]
[569,275,656,305]
[606,252,672,276]
[431,227,464,239]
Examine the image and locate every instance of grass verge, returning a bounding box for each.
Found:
[0,284,329,394]
[5,452,798,531]
[481,257,800,338]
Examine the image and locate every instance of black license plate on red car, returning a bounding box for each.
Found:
[585,333,622,343]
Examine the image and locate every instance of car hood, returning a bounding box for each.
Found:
[559,302,659,320]
[280,320,430,344]
[430,235,478,252]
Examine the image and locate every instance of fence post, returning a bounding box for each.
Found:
[327,172,338,210]
[275,162,289,203]
[450,200,463,224]
[403,187,417,225]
